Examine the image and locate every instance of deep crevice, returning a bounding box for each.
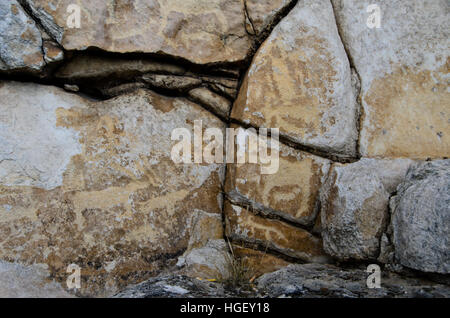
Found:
[226,236,312,265]
[225,191,316,233]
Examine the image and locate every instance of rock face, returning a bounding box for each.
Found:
[0,0,448,299]
[224,202,329,263]
[0,81,225,296]
[176,211,230,280]
[0,261,74,298]
[332,0,450,158]
[20,0,291,65]
[320,159,414,261]
[390,160,450,274]
[0,1,44,72]
[232,0,358,158]
[113,275,235,298]
[226,126,330,226]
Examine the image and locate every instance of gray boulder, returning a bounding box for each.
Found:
[391,160,450,274]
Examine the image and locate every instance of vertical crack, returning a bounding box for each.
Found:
[243,0,256,36]
[330,0,364,158]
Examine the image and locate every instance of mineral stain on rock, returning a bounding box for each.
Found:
[0,0,449,298]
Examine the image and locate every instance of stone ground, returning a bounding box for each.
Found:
[114,264,450,298]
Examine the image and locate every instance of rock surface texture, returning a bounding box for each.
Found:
[320,159,414,261]
[232,0,358,158]
[0,81,225,296]
[0,0,448,298]
[0,1,45,72]
[18,0,294,65]
[113,264,450,298]
[390,160,450,274]
[332,0,450,158]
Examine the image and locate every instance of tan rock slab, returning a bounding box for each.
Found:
[226,125,330,226]
[224,202,329,263]
[0,81,225,296]
[332,0,450,158]
[232,0,358,157]
[22,0,287,64]
[232,245,291,278]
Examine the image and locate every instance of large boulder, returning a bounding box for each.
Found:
[231,0,358,158]
[332,0,450,158]
[0,81,225,296]
[320,158,413,261]
[391,160,450,274]
[19,0,293,64]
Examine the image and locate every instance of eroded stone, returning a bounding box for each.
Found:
[224,202,329,263]
[0,0,44,72]
[0,81,225,296]
[226,125,330,226]
[21,0,286,64]
[232,245,291,278]
[55,55,186,80]
[391,160,450,274]
[320,158,414,261]
[0,261,75,298]
[232,0,358,157]
[244,0,292,35]
[188,87,231,119]
[332,0,450,158]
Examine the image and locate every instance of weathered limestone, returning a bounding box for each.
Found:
[226,125,330,226]
[0,261,75,298]
[332,0,450,158]
[391,160,450,274]
[0,1,44,72]
[176,210,230,280]
[320,158,414,261]
[0,81,225,296]
[43,41,64,64]
[224,202,329,263]
[20,0,290,65]
[178,239,231,280]
[232,0,358,157]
